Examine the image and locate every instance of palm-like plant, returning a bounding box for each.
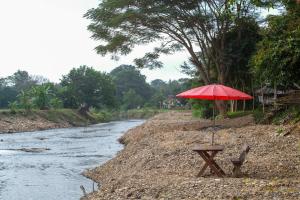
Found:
[17,90,32,111]
[31,85,52,110]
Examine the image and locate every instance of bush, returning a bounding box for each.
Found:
[191,100,213,119]
[8,101,18,114]
[50,98,63,109]
[253,110,264,123]
[18,91,33,111]
[89,107,112,122]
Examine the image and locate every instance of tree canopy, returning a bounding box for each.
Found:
[110,65,152,107]
[60,66,116,109]
[85,0,258,85]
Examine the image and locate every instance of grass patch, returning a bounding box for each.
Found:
[112,108,168,120]
[226,111,254,118]
[89,109,113,122]
[225,110,265,124]
[118,109,157,119]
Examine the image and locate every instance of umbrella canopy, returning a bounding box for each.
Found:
[176,84,252,100]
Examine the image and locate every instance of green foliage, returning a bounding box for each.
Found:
[17,91,33,111]
[252,109,265,123]
[60,65,116,109]
[110,65,152,107]
[227,111,254,118]
[122,89,144,110]
[149,78,192,108]
[89,107,112,122]
[7,70,37,92]
[116,108,163,119]
[276,127,284,136]
[0,86,18,108]
[49,98,63,109]
[0,71,51,109]
[85,0,257,85]
[251,1,300,88]
[8,101,18,114]
[225,18,260,90]
[191,100,213,119]
[191,102,203,118]
[30,84,52,110]
[149,91,165,108]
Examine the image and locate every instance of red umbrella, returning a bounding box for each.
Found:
[176,84,252,144]
[176,84,252,100]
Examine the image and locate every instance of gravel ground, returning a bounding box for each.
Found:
[84,111,300,200]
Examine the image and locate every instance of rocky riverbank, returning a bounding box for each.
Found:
[84,111,300,200]
[0,109,89,133]
[0,108,162,134]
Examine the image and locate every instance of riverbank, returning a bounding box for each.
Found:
[0,108,162,134]
[84,111,300,199]
[0,109,81,133]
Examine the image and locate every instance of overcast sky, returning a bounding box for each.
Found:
[0,0,189,83]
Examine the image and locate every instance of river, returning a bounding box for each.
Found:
[0,120,144,200]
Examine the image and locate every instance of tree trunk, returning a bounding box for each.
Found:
[230,100,234,112]
[274,83,277,107]
[78,103,90,116]
[235,100,238,112]
[242,81,246,112]
[251,78,255,111]
[260,82,265,113]
[215,100,227,117]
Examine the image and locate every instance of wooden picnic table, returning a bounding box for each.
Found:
[192,144,225,177]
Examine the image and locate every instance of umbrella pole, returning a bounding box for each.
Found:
[211,100,215,145]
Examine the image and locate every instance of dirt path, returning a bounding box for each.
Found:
[84,111,300,200]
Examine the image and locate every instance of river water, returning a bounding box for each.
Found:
[0,120,144,200]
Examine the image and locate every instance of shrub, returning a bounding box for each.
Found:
[8,101,18,114]
[50,98,63,109]
[191,100,213,119]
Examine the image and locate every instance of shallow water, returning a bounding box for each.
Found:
[0,120,144,200]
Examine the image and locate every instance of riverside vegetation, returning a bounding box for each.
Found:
[0,108,163,134]
[0,65,189,133]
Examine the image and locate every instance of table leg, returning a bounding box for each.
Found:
[196,151,218,177]
[198,151,222,177]
[202,151,225,177]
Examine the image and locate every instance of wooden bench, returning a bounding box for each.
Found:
[231,144,250,177]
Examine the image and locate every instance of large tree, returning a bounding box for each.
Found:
[7,70,37,92]
[85,0,257,84]
[85,0,257,113]
[110,65,152,106]
[0,85,18,108]
[60,66,116,109]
